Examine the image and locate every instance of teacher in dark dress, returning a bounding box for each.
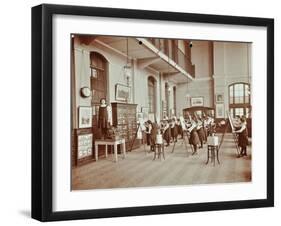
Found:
[98,98,109,139]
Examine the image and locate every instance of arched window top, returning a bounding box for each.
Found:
[229,83,250,105]
[90,52,108,69]
[148,76,156,84]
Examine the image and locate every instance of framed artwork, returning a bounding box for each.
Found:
[115,83,130,102]
[216,93,224,103]
[78,106,92,128]
[32,4,274,222]
[141,107,149,120]
[216,103,225,118]
[137,112,144,120]
[191,97,204,107]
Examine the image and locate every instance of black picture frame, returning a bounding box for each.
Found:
[32,4,274,222]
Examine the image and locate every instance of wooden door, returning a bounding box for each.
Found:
[90,52,108,155]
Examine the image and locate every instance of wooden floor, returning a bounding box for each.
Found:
[72,133,251,190]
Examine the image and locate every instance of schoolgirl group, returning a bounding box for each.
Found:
[144,114,216,155]
[144,113,249,158]
[97,98,248,158]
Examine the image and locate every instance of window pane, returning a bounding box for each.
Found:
[235,108,244,117]
[245,84,249,96]
[229,85,233,97]
[230,108,234,118]
[245,96,250,103]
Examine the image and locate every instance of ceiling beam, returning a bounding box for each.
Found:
[137,57,161,69]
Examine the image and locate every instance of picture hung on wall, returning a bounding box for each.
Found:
[216,103,225,118]
[141,107,149,120]
[115,83,130,102]
[32,4,274,222]
[78,106,92,128]
[216,93,224,103]
[191,97,204,107]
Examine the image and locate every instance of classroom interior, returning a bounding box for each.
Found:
[71,35,252,190]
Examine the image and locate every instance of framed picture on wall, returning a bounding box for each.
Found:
[32,4,274,222]
[216,93,224,103]
[78,106,92,128]
[115,83,130,102]
[216,103,225,118]
[191,97,204,107]
[141,107,149,120]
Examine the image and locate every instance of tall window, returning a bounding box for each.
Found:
[90,52,107,104]
[90,52,108,137]
[148,77,156,113]
[229,83,251,118]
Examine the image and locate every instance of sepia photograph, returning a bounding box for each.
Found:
[71,35,252,191]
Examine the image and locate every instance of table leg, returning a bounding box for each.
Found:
[114,143,118,162]
[158,145,161,160]
[122,142,126,159]
[95,144,98,161]
[206,147,210,164]
[105,145,108,158]
[212,149,215,166]
[153,145,157,160]
[216,147,220,164]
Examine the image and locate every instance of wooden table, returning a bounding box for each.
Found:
[95,138,126,162]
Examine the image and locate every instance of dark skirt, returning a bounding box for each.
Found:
[177,124,183,137]
[189,129,200,146]
[204,127,208,139]
[163,128,171,143]
[146,134,152,146]
[98,106,108,129]
[171,125,178,139]
[146,124,157,146]
[197,127,206,142]
[238,129,248,148]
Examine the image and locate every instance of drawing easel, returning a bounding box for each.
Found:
[217,112,240,156]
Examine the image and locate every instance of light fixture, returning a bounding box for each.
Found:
[124,37,132,85]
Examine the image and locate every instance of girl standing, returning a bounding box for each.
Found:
[98,98,111,139]
[188,117,200,155]
[235,116,249,157]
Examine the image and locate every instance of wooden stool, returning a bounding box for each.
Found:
[153,143,165,160]
[206,145,220,166]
